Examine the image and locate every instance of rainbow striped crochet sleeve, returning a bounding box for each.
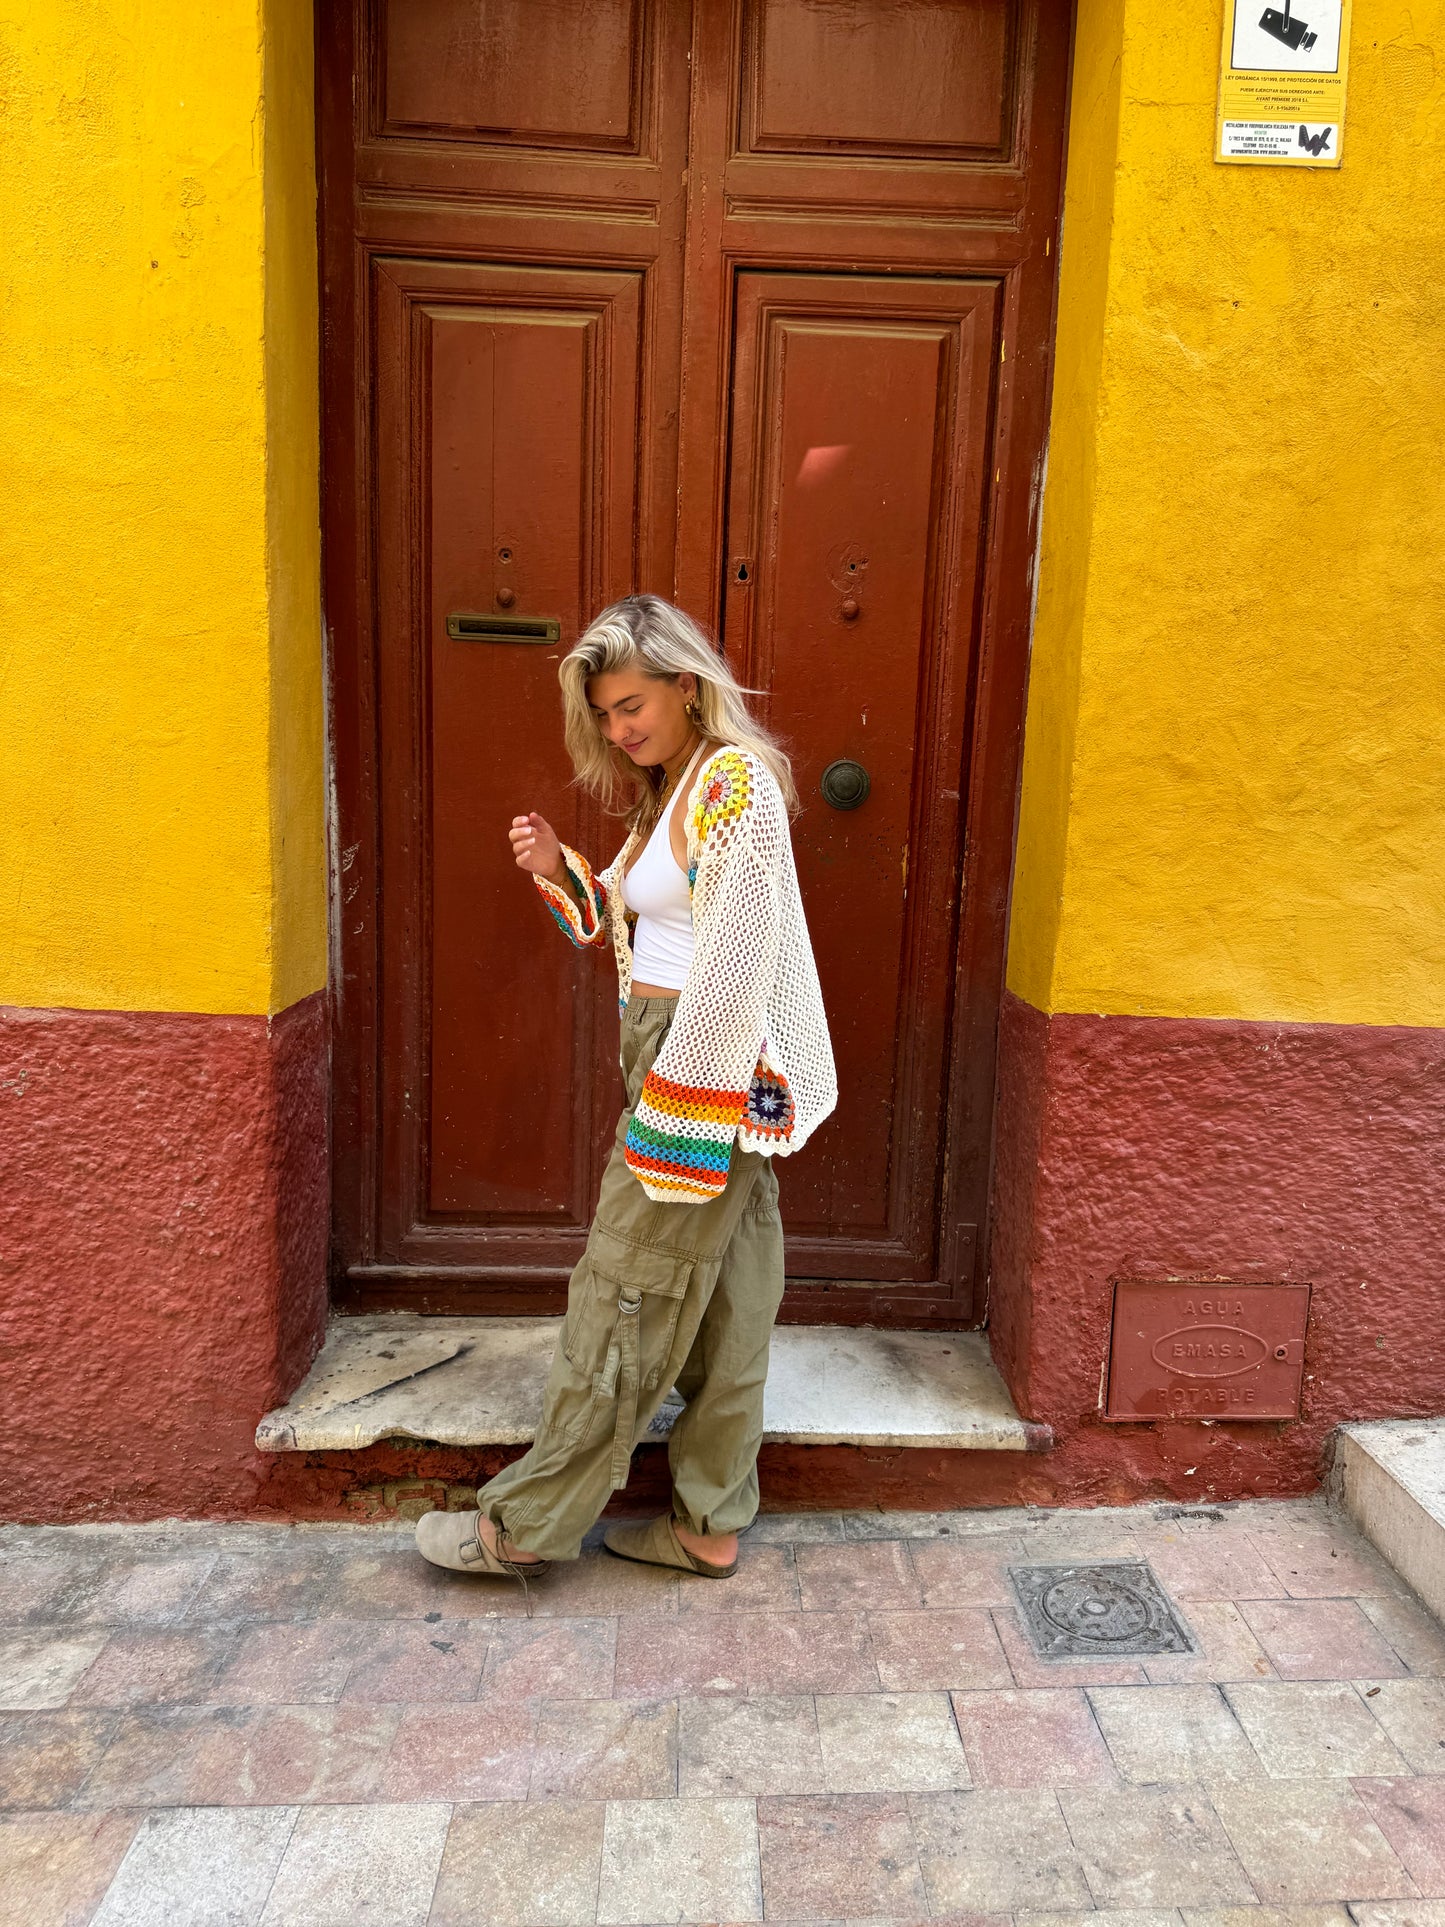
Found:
[533,845,607,946]
[624,1072,746,1201]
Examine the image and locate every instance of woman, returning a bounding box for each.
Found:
[415,594,836,1587]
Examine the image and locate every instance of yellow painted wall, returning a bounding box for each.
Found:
[0,0,324,1016]
[262,0,326,1015]
[1011,0,1445,1027]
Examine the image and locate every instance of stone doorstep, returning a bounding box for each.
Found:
[1332,1416,1445,1622]
[255,1315,1050,1455]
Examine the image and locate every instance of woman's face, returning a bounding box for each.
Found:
[587,669,698,769]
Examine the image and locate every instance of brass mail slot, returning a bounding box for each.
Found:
[446,612,561,644]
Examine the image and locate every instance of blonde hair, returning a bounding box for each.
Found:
[559,594,798,830]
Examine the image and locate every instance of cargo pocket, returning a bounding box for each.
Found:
[563,1225,718,1489]
[564,1227,692,1378]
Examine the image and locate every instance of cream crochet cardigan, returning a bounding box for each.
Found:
[535,745,837,1202]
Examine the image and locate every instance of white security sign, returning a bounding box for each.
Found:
[1216,0,1351,166]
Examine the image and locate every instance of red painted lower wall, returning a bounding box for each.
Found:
[988,990,1445,1502]
[254,1439,1064,1521]
[8,985,1440,1524]
[0,996,329,1522]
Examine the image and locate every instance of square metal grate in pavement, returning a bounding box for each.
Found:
[1008,1559,1197,1659]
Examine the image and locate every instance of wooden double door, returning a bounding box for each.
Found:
[321,0,1072,1326]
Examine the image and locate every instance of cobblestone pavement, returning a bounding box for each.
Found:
[2,1498,1444,1925]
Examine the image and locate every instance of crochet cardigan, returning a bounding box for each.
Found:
[534,745,837,1203]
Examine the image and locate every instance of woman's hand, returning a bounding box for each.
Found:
[509,813,566,888]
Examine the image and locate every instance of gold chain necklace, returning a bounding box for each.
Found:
[657,731,703,804]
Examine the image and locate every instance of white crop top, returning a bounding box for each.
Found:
[621,749,703,991]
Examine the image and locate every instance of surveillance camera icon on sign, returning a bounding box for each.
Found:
[1259,1,1318,51]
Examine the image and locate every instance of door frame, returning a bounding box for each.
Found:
[316,0,1078,1328]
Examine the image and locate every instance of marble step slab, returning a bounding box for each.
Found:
[1332,1417,1445,1622]
[256,1315,1049,1454]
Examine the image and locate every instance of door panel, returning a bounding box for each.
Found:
[322,0,1074,1323]
[723,275,999,1284]
[381,0,647,149]
[743,0,1016,156]
[374,259,639,1266]
[671,0,1071,1320]
[323,0,691,1302]
[426,272,639,1223]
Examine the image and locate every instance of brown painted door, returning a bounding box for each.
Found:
[322,0,1072,1326]
[722,272,999,1297]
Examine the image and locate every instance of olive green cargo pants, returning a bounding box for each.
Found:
[477,994,786,1562]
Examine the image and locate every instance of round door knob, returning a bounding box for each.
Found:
[820,758,871,811]
[840,596,860,620]
[496,586,516,608]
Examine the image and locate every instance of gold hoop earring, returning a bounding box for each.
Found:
[685,698,701,724]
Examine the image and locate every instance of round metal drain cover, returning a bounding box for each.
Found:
[1040,1572,1152,1644]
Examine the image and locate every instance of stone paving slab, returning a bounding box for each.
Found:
[2,1498,1445,1923]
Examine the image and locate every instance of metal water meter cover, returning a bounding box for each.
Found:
[1104,1279,1311,1422]
[1009,1559,1195,1659]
